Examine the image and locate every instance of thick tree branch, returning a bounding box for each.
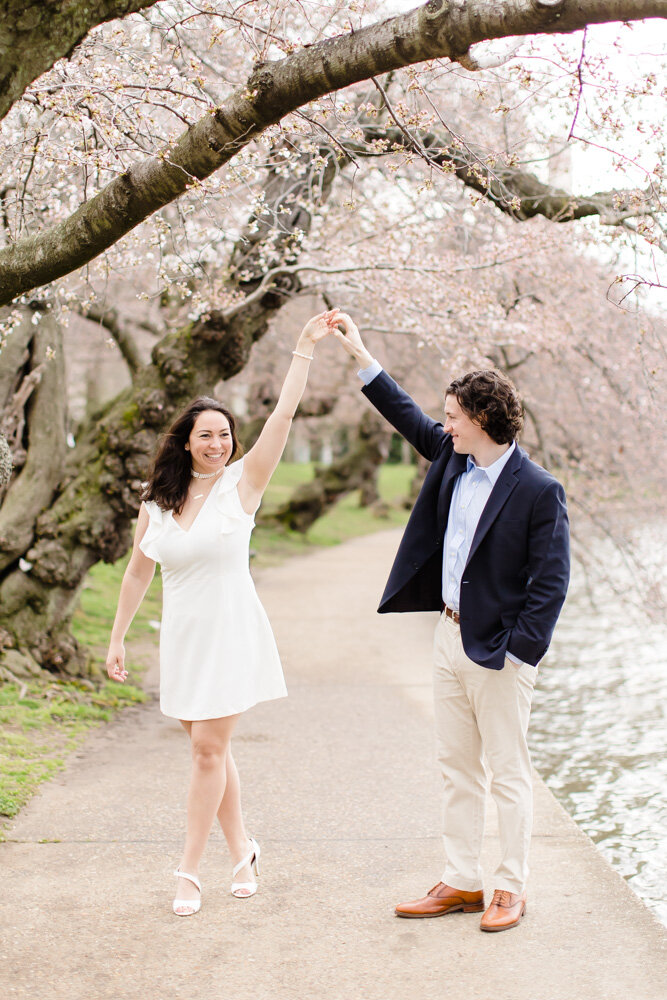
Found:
[0,0,159,122]
[0,432,11,494]
[0,0,663,306]
[354,121,661,225]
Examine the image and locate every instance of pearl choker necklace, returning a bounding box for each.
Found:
[191,467,224,480]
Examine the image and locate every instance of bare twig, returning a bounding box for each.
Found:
[221,253,541,321]
[568,27,588,141]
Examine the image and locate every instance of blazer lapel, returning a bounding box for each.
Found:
[465,445,524,567]
[437,450,468,527]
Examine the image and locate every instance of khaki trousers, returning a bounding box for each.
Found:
[433,613,537,895]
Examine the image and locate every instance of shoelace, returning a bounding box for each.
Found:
[491,889,513,907]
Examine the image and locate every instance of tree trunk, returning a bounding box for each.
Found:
[266,412,390,533]
[0,306,67,570]
[406,454,429,508]
[0,299,287,676]
[0,144,341,678]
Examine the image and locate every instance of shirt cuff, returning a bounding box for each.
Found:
[357,359,382,384]
[506,651,524,666]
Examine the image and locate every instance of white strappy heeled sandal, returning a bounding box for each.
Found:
[173,868,202,916]
[231,837,260,898]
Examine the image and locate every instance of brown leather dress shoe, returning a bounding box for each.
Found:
[479,889,527,932]
[395,883,485,918]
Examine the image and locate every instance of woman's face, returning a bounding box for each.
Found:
[186,410,234,475]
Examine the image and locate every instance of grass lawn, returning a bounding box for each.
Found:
[0,555,165,830]
[0,462,413,830]
[252,461,413,564]
[0,679,146,823]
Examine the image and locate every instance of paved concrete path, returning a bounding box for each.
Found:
[2,530,666,1000]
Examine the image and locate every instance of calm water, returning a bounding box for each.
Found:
[530,529,667,926]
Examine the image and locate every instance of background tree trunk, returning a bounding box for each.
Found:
[266,412,391,533]
[0,145,340,678]
[0,305,67,570]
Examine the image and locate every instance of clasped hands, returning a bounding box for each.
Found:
[298,309,373,367]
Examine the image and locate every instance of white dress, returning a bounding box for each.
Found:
[139,457,287,721]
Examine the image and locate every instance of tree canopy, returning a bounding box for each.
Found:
[0,0,665,309]
[0,0,665,678]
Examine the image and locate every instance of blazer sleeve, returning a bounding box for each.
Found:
[362,369,446,462]
[507,480,570,665]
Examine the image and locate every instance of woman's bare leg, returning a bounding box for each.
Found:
[216,750,255,883]
[174,714,240,912]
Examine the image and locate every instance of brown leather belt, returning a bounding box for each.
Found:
[441,602,460,624]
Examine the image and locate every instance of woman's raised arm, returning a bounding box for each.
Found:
[238,309,338,512]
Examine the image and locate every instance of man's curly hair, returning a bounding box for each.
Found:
[446,370,524,444]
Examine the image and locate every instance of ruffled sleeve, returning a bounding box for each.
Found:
[214,457,250,534]
[138,500,164,561]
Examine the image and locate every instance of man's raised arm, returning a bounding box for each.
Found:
[331,312,446,462]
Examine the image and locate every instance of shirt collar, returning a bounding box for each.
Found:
[466,441,516,485]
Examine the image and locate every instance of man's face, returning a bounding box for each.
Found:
[443,394,488,456]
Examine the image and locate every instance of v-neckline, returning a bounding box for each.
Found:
[171,475,220,534]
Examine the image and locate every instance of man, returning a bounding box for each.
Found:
[332,315,570,933]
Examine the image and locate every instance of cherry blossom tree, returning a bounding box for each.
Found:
[1,0,665,307]
[0,0,665,679]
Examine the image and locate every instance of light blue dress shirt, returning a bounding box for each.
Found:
[358,359,383,383]
[442,444,516,613]
[357,360,522,665]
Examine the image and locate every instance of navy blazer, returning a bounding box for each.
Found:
[363,370,570,670]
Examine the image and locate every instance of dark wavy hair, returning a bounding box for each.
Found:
[141,397,240,513]
[446,370,524,444]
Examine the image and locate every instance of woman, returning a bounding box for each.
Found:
[106,310,337,916]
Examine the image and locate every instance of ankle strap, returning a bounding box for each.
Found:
[174,869,201,891]
[232,839,258,878]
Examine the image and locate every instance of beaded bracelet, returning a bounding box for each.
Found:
[292,350,314,361]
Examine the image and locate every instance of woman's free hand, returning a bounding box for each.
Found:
[106,642,128,683]
[330,312,374,367]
